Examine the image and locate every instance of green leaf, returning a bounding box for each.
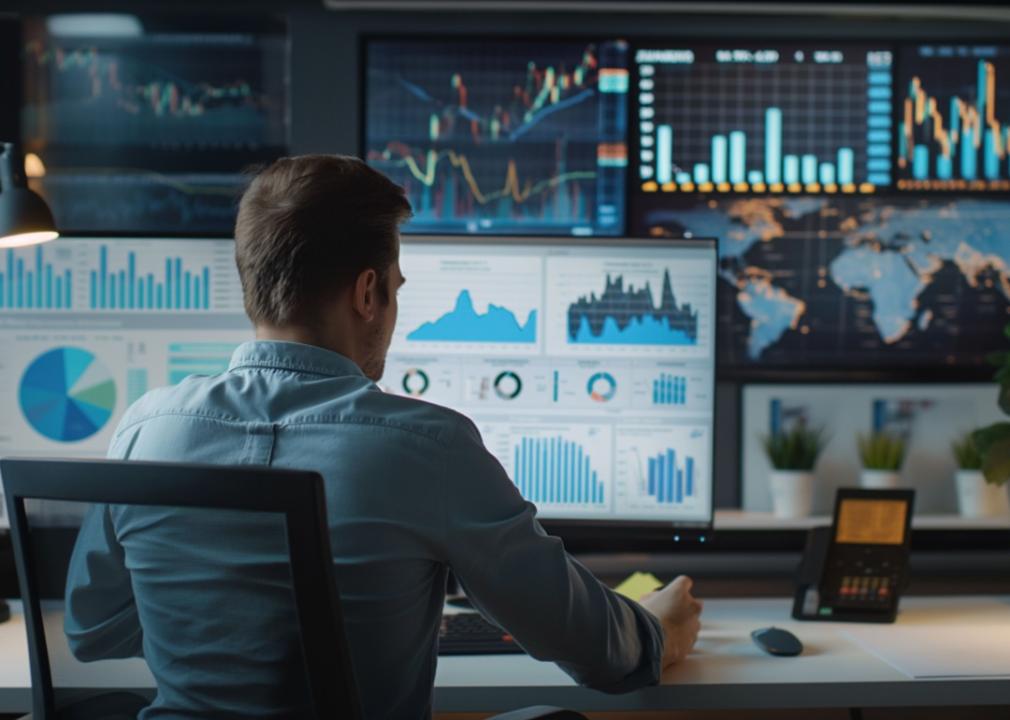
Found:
[1002,322,1010,341]
[1000,384,1010,417]
[982,436,1010,486]
[973,423,1010,455]
[988,351,1010,367]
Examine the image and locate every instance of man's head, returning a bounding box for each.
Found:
[235,155,412,380]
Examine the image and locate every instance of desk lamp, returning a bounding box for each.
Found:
[0,142,58,248]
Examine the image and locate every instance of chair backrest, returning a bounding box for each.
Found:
[0,457,362,720]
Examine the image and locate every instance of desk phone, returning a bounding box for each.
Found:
[793,488,914,623]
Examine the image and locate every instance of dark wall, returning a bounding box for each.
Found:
[3,1,1006,508]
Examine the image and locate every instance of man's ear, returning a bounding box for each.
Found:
[351,269,379,322]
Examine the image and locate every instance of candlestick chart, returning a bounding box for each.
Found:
[898,45,1010,190]
[365,39,628,235]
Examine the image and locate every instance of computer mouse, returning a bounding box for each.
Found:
[751,626,803,657]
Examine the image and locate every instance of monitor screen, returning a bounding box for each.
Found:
[897,43,1010,191]
[363,37,629,237]
[0,238,252,466]
[631,43,893,199]
[21,15,289,234]
[381,236,717,527]
[1,236,715,528]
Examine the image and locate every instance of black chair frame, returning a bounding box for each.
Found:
[0,458,362,719]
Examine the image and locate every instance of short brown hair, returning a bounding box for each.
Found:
[235,155,412,327]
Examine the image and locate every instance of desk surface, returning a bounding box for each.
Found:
[0,597,1007,713]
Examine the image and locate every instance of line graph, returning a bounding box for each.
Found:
[365,39,628,235]
[21,17,288,234]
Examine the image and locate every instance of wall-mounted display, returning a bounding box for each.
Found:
[364,37,629,237]
[632,44,893,196]
[22,15,289,234]
[897,44,1010,191]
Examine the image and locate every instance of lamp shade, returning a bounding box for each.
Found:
[0,143,58,248]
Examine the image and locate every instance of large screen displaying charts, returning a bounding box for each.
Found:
[364,38,629,236]
[897,44,1010,191]
[21,16,288,234]
[633,44,893,196]
[380,237,716,526]
[0,238,252,458]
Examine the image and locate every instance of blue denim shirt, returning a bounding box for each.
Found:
[64,340,664,719]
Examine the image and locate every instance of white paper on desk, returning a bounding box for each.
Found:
[843,625,1010,679]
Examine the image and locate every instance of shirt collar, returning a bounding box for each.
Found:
[228,340,366,379]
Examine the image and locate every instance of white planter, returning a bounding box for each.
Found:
[956,470,1010,518]
[860,470,901,489]
[769,471,815,518]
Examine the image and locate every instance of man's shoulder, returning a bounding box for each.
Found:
[350,388,480,448]
[113,375,234,434]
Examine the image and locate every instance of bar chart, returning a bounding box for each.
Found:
[636,45,893,194]
[512,434,606,506]
[0,246,74,310]
[647,448,695,505]
[615,425,709,521]
[653,373,687,405]
[89,244,211,311]
[898,45,1010,190]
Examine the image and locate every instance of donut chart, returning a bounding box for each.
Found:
[587,371,617,402]
[19,347,117,442]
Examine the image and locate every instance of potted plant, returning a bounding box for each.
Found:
[971,322,1010,497]
[953,432,1009,517]
[762,425,827,518]
[857,432,906,488]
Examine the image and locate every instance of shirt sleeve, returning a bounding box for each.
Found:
[441,418,664,693]
[63,423,144,661]
[63,503,143,661]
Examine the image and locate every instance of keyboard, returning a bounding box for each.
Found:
[438,612,525,655]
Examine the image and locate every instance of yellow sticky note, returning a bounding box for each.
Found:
[614,572,663,602]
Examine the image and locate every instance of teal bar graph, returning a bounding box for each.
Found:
[657,125,673,184]
[0,247,72,310]
[765,108,782,184]
[729,131,746,184]
[711,136,727,184]
[513,435,605,506]
[89,245,213,311]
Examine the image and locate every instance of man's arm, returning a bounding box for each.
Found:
[441,419,682,692]
[63,503,143,661]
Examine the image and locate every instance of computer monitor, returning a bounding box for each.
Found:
[381,236,717,529]
[362,36,629,237]
[0,235,717,531]
[0,237,253,476]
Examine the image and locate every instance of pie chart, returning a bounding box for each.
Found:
[18,347,117,442]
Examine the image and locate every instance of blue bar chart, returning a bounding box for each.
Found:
[647,449,695,505]
[653,373,687,405]
[636,45,893,194]
[0,246,73,310]
[898,45,1010,190]
[512,435,606,506]
[89,244,211,311]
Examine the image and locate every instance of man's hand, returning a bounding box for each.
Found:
[638,575,703,668]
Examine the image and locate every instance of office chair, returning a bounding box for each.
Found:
[0,458,586,720]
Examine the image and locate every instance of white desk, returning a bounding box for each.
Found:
[0,597,1008,713]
